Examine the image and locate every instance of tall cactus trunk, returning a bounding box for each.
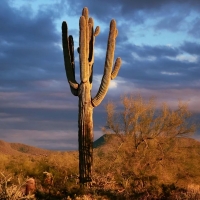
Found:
[62,7,121,187]
[78,82,93,184]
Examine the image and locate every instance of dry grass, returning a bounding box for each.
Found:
[0,136,200,199]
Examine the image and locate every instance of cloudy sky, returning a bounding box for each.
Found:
[0,0,200,150]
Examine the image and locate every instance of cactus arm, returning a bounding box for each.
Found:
[80,7,89,83]
[79,16,88,83]
[94,26,100,36]
[80,9,100,86]
[88,18,94,85]
[88,18,94,63]
[62,21,79,96]
[111,57,121,80]
[68,36,79,87]
[92,20,120,107]
[89,27,100,85]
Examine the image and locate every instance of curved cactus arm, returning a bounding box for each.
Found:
[111,57,121,80]
[94,26,100,36]
[62,21,79,96]
[91,20,119,107]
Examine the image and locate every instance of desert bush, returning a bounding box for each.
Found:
[103,94,196,139]
[0,155,9,171]
[0,172,36,200]
[93,94,198,198]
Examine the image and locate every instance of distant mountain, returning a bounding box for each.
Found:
[0,140,53,156]
[93,134,200,150]
[93,134,106,148]
[93,134,117,148]
[1,135,198,156]
[0,134,114,156]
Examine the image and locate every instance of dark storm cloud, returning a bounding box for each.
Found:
[123,44,180,58]
[0,106,77,131]
[58,0,200,89]
[188,17,200,37]
[155,15,186,32]
[91,33,200,91]
[61,0,200,45]
[181,41,200,55]
[62,0,200,23]
[0,0,64,91]
[112,40,200,90]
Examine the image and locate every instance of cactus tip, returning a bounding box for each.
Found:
[117,57,122,63]
[62,21,67,29]
[79,16,86,27]
[110,19,116,31]
[88,17,94,25]
[82,7,88,12]
[82,7,89,18]
[110,19,116,25]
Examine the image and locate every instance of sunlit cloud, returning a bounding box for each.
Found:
[166,54,199,63]
[132,52,157,61]
[161,71,181,76]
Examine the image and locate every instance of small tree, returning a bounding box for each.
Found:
[101,94,196,178]
[98,94,197,197]
[103,94,196,149]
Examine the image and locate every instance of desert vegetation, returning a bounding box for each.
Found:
[0,95,200,199]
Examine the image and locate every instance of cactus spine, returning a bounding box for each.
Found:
[62,7,121,186]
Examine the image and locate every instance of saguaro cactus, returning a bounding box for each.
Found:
[62,7,121,186]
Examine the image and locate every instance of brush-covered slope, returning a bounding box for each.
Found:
[0,139,53,156]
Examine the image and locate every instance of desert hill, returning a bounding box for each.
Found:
[1,135,200,156]
[0,139,53,156]
[0,134,111,156]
